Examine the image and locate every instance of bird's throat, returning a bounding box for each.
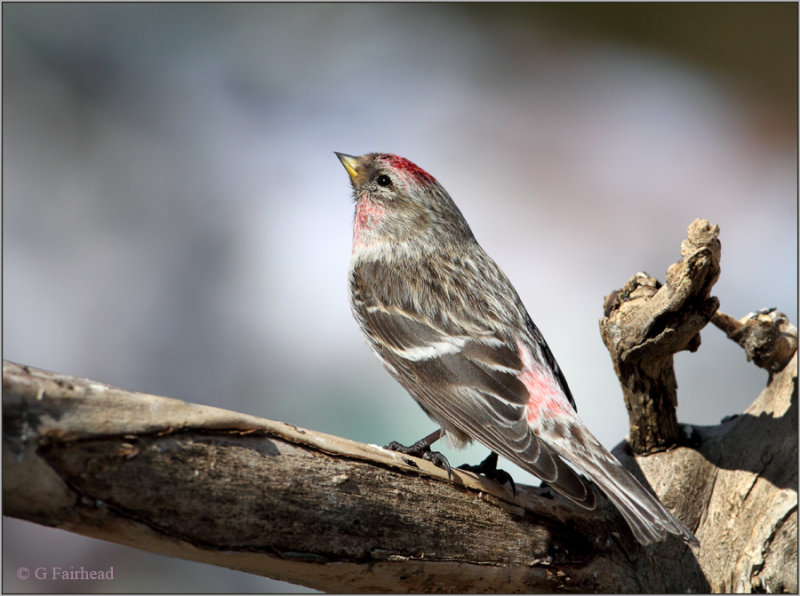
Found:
[352,195,386,252]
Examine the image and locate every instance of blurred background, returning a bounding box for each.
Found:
[3,3,796,593]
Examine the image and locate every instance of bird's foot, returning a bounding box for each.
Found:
[458,452,516,495]
[384,430,452,479]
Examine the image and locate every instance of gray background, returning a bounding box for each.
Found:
[4,3,796,593]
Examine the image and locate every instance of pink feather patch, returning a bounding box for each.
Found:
[353,193,385,249]
[516,339,574,423]
[380,154,436,185]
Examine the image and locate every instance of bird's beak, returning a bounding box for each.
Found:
[335,152,365,185]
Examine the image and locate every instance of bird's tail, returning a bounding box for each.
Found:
[549,427,699,547]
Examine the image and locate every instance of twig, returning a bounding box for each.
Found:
[711,308,797,372]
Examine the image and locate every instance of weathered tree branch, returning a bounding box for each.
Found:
[599,219,721,453]
[711,308,798,373]
[3,219,797,592]
[2,360,658,592]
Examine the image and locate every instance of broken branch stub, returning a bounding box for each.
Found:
[712,308,798,373]
[599,219,721,453]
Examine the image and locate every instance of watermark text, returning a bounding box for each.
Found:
[16,566,114,581]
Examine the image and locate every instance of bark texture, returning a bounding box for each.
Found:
[2,360,650,592]
[3,219,797,592]
[599,219,721,453]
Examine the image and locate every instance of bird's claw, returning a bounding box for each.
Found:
[421,449,452,478]
[458,452,516,495]
[384,440,452,479]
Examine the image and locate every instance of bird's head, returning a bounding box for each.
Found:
[335,152,474,255]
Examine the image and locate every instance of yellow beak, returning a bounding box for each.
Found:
[335,152,364,184]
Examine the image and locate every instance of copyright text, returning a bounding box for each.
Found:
[16,566,115,581]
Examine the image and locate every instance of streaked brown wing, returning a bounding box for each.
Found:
[359,303,594,507]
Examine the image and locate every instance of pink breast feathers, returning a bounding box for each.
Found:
[516,339,575,423]
[353,194,385,250]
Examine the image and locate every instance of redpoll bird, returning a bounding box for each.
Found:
[336,151,698,547]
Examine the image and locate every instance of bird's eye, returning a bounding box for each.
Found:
[376,174,393,187]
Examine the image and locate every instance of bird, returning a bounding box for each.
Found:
[335,151,699,547]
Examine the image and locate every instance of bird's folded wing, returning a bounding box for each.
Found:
[361,303,594,507]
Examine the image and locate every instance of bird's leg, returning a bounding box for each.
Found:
[538,482,555,499]
[458,451,516,494]
[384,429,452,478]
